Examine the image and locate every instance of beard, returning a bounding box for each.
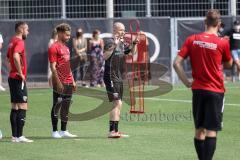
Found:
[22,34,27,40]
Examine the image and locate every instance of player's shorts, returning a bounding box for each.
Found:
[104,77,123,102]
[8,77,28,103]
[53,84,73,106]
[231,49,240,61]
[192,89,224,131]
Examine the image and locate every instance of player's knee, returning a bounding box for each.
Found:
[206,130,217,137]
[18,103,28,110]
[118,100,122,107]
[11,103,18,110]
[114,100,122,108]
[195,128,206,139]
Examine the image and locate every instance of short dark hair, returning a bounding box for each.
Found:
[205,9,221,27]
[51,28,57,39]
[56,23,71,33]
[15,21,27,32]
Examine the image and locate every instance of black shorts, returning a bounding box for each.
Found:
[8,77,28,103]
[53,84,73,106]
[104,77,123,102]
[192,89,224,131]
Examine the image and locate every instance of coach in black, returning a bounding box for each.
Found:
[104,22,138,138]
[174,10,232,160]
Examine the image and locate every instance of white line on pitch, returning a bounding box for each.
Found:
[145,97,240,106]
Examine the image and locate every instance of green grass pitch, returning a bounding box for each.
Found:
[0,83,240,160]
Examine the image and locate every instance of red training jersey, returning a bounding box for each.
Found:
[7,36,27,80]
[178,32,232,93]
[48,41,73,84]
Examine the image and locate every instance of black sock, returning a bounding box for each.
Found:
[17,109,26,138]
[204,137,217,160]
[109,121,119,132]
[115,121,119,132]
[109,121,115,132]
[51,105,59,131]
[194,138,205,160]
[61,121,67,131]
[60,99,71,131]
[10,109,18,137]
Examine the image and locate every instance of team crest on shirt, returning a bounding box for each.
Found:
[59,48,70,60]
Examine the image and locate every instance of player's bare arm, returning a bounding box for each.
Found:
[13,52,25,80]
[223,59,233,69]
[173,55,192,88]
[5,57,11,71]
[50,62,63,92]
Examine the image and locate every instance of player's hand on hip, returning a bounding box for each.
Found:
[17,73,25,81]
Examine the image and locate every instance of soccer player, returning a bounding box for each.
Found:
[72,27,88,86]
[104,22,138,138]
[7,21,33,142]
[173,9,232,160]
[48,23,77,138]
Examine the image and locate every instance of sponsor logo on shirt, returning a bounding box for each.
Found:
[193,40,217,50]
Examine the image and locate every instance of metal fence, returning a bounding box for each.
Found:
[151,0,229,17]
[0,0,237,19]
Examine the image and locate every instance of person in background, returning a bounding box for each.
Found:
[72,28,88,87]
[226,20,240,81]
[89,29,104,87]
[47,28,58,87]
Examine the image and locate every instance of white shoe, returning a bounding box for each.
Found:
[52,131,62,138]
[17,136,34,143]
[108,131,129,138]
[11,137,19,142]
[118,132,129,138]
[0,85,5,91]
[108,131,121,138]
[59,130,77,138]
